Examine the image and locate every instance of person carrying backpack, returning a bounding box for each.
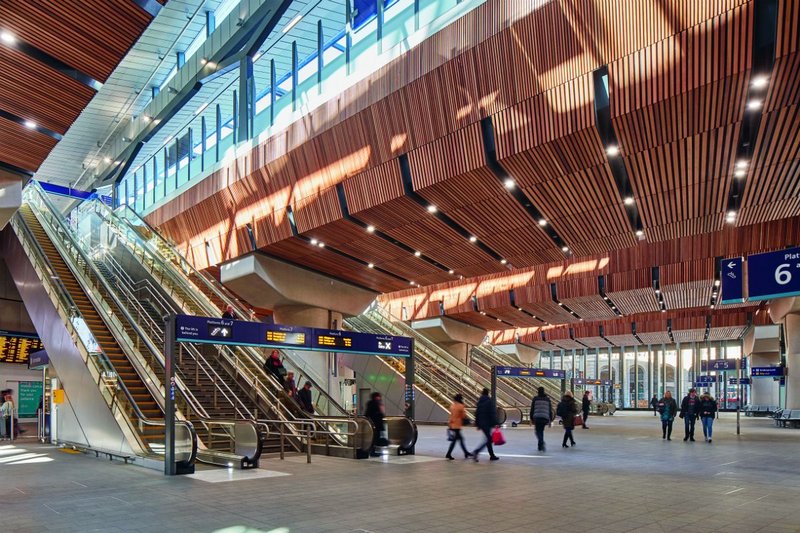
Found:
[557,391,579,448]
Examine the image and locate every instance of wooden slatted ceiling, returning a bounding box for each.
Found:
[610,5,751,242]
[0,117,57,172]
[637,332,672,344]
[0,0,154,82]
[0,47,95,134]
[605,268,660,315]
[661,260,714,310]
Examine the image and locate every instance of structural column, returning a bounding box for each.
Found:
[783,313,800,409]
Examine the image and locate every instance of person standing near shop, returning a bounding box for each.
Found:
[679,388,701,442]
[658,391,678,440]
[531,387,554,452]
[699,390,718,443]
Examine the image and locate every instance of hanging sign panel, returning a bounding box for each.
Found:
[747,247,800,301]
[495,366,566,379]
[720,257,744,304]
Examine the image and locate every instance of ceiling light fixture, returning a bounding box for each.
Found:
[414,251,421,257]
[747,99,762,111]
[427,205,437,213]
[736,160,749,169]
[448,269,454,274]
[310,238,318,245]
[366,225,375,233]
[282,14,303,33]
[367,263,374,268]
[751,75,768,89]
[561,246,569,252]
[624,196,634,206]
[469,236,477,243]
[24,120,36,129]
[0,31,16,44]
[317,242,325,248]
[104,157,111,163]
[410,281,415,285]
[714,279,720,287]
[606,145,620,157]
[504,178,515,189]
[635,229,644,237]
[500,259,507,265]
[538,219,547,226]
[734,169,746,178]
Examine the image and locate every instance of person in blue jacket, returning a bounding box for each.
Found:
[471,388,499,462]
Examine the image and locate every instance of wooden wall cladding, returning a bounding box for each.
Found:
[0,117,57,172]
[0,0,153,82]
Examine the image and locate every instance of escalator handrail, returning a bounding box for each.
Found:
[12,207,197,460]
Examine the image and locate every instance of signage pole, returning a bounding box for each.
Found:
[164,313,176,476]
[736,357,741,435]
[490,366,497,405]
[404,339,415,455]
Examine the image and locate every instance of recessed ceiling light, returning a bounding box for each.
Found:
[480,311,486,315]
[448,269,454,274]
[367,263,374,268]
[500,259,507,265]
[142,115,151,123]
[747,99,762,111]
[113,160,120,165]
[504,178,515,189]
[734,169,746,178]
[0,31,16,44]
[710,305,715,309]
[310,238,318,245]
[497,318,502,322]
[427,205,437,213]
[727,210,736,218]
[410,281,415,285]
[635,229,644,237]
[661,309,666,313]
[624,196,634,206]
[736,160,749,169]
[366,225,375,233]
[518,307,523,311]
[200,58,208,65]
[751,75,768,89]
[714,279,720,287]
[606,145,620,157]
[24,120,36,129]
[538,219,547,226]
[469,236,477,243]
[317,242,325,248]
[414,251,421,257]
[561,246,569,252]
[558,302,563,306]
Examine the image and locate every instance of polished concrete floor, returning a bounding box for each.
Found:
[3,412,799,533]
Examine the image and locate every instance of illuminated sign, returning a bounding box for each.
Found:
[495,366,566,379]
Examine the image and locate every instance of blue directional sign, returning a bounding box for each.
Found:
[751,366,785,378]
[174,315,413,357]
[701,359,737,372]
[695,375,717,384]
[28,350,49,369]
[729,378,750,385]
[573,378,612,386]
[748,247,800,301]
[495,366,566,379]
[720,257,744,304]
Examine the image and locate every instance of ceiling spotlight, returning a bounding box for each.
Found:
[310,238,318,245]
[747,99,762,111]
[518,307,523,311]
[736,160,749,169]
[142,115,151,123]
[427,205,437,213]
[624,196,634,206]
[469,236,477,243]
[448,269,454,274]
[558,302,563,306]
[504,178,515,189]
[635,229,644,237]
[661,309,666,313]
[561,246,569,252]
[0,31,16,44]
[751,75,768,89]
[606,145,620,157]
[538,219,547,226]
[113,160,120,165]
[414,251,421,257]
[500,259,507,265]
[410,281,415,285]
[714,279,720,287]
[496,318,502,322]
[366,225,375,233]
[367,263,374,269]
[317,242,325,248]
[727,210,737,218]
[200,58,208,65]
[24,120,36,129]
[734,169,746,178]
[480,311,486,315]
[603,296,609,300]
[710,305,715,309]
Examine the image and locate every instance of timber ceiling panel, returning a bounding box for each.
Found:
[0,47,95,134]
[636,332,673,344]
[0,0,153,82]
[707,326,747,341]
[661,260,715,310]
[604,334,640,346]
[0,117,57,172]
[578,337,613,349]
[606,269,661,315]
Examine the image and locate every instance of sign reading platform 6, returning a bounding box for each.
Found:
[748,247,800,301]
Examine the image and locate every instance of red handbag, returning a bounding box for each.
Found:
[491,427,506,446]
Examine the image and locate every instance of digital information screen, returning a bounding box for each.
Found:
[495,366,566,379]
[174,315,411,357]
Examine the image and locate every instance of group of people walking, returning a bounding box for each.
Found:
[655,388,718,442]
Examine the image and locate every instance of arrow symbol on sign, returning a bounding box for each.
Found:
[727,261,736,269]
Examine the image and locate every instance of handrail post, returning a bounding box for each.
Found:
[213,376,218,409]
[280,424,285,460]
[306,424,312,464]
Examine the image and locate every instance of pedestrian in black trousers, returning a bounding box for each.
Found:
[581,391,591,429]
[472,388,499,462]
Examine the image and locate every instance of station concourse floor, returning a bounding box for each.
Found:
[3,412,799,533]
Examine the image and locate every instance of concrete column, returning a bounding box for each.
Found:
[784,313,800,409]
[409,317,485,364]
[750,351,781,406]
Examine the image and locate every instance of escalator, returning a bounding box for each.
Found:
[75,196,376,458]
[11,205,196,469]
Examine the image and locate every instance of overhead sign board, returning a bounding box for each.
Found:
[701,359,737,372]
[495,366,566,379]
[748,247,800,301]
[174,315,412,358]
[573,378,612,386]
[729,377,751,385]
[720,257,744,304]
[695,375,717,384]
[28,350,49,369]
[751,366,785,378]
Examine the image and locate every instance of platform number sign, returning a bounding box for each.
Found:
[747,247,800,301]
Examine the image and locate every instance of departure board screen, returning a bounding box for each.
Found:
[315,334,353,348]
[266,330,306,346]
